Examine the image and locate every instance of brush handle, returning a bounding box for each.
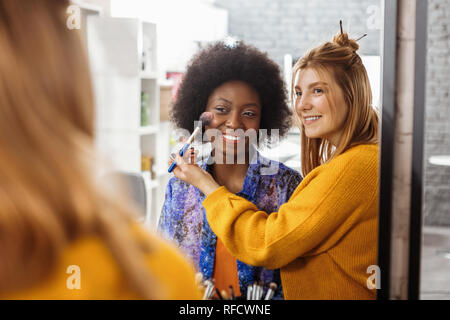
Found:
[264,289,274,300]
[167,143,189,173]
[167,127,201,173]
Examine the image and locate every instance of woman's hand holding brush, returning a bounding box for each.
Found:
[168,112,213,172]
[167,112,219,195]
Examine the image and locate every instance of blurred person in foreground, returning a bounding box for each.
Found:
[0,0,201,300]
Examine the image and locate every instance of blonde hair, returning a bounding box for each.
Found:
[0,0,160,298]
[292,30,379,177]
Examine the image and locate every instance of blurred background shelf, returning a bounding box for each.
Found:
[140,71,158,80]
[72,0,103,14]
[85,16,168,231]
[138,125,159,135]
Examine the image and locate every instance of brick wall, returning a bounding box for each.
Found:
[213,0,381,69]
[423,0,450,226]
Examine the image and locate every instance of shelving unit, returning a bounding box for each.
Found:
[71,0,102,41]
[86,16,168,231]
[72,0,103,14]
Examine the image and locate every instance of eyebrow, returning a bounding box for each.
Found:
[215,98,260,108]
[294,81,329,90]
[217,97,232,104]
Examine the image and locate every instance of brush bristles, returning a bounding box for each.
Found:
[199,111,213,126]
[269,282,277,291]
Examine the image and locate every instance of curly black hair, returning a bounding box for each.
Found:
[170,41,292,142]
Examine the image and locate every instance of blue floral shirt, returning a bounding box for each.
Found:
[157,151,302,299]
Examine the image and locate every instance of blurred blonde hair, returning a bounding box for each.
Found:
[292,30,379,177]
[0,0,160,298]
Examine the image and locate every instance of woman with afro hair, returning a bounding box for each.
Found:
[158,41,302,299]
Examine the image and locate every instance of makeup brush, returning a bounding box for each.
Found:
[215,288,224,300]
[221,290,229,300]
[229,285,235,300]
[207,280,216,300]
[168,112,213,173]
[203,279,214,300]
[247,285,253,300]
[264,282,277,300]
[256,281,263,300]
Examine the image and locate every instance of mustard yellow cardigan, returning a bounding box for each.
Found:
[203,144,379,300]
[3,225,202,300]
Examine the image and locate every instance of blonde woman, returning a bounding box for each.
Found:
[170,26,379,300]
[0,0,200,300]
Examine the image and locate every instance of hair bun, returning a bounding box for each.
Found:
[333,33,359,52]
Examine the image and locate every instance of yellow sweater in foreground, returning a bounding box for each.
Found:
[4,225,202,300]
[203,144,379,300]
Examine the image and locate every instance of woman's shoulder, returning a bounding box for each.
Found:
[337,143,379,168]
[320,143,379,180]
[5,225,201,300]
[67,225,202,299]
[131,224,202,299]
[348,143,379,156]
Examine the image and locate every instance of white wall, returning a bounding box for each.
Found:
[110,0,228,78]
[361,55,381,109]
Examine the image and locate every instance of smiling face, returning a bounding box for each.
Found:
[204,80,262,163]
[293,68,349,146]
